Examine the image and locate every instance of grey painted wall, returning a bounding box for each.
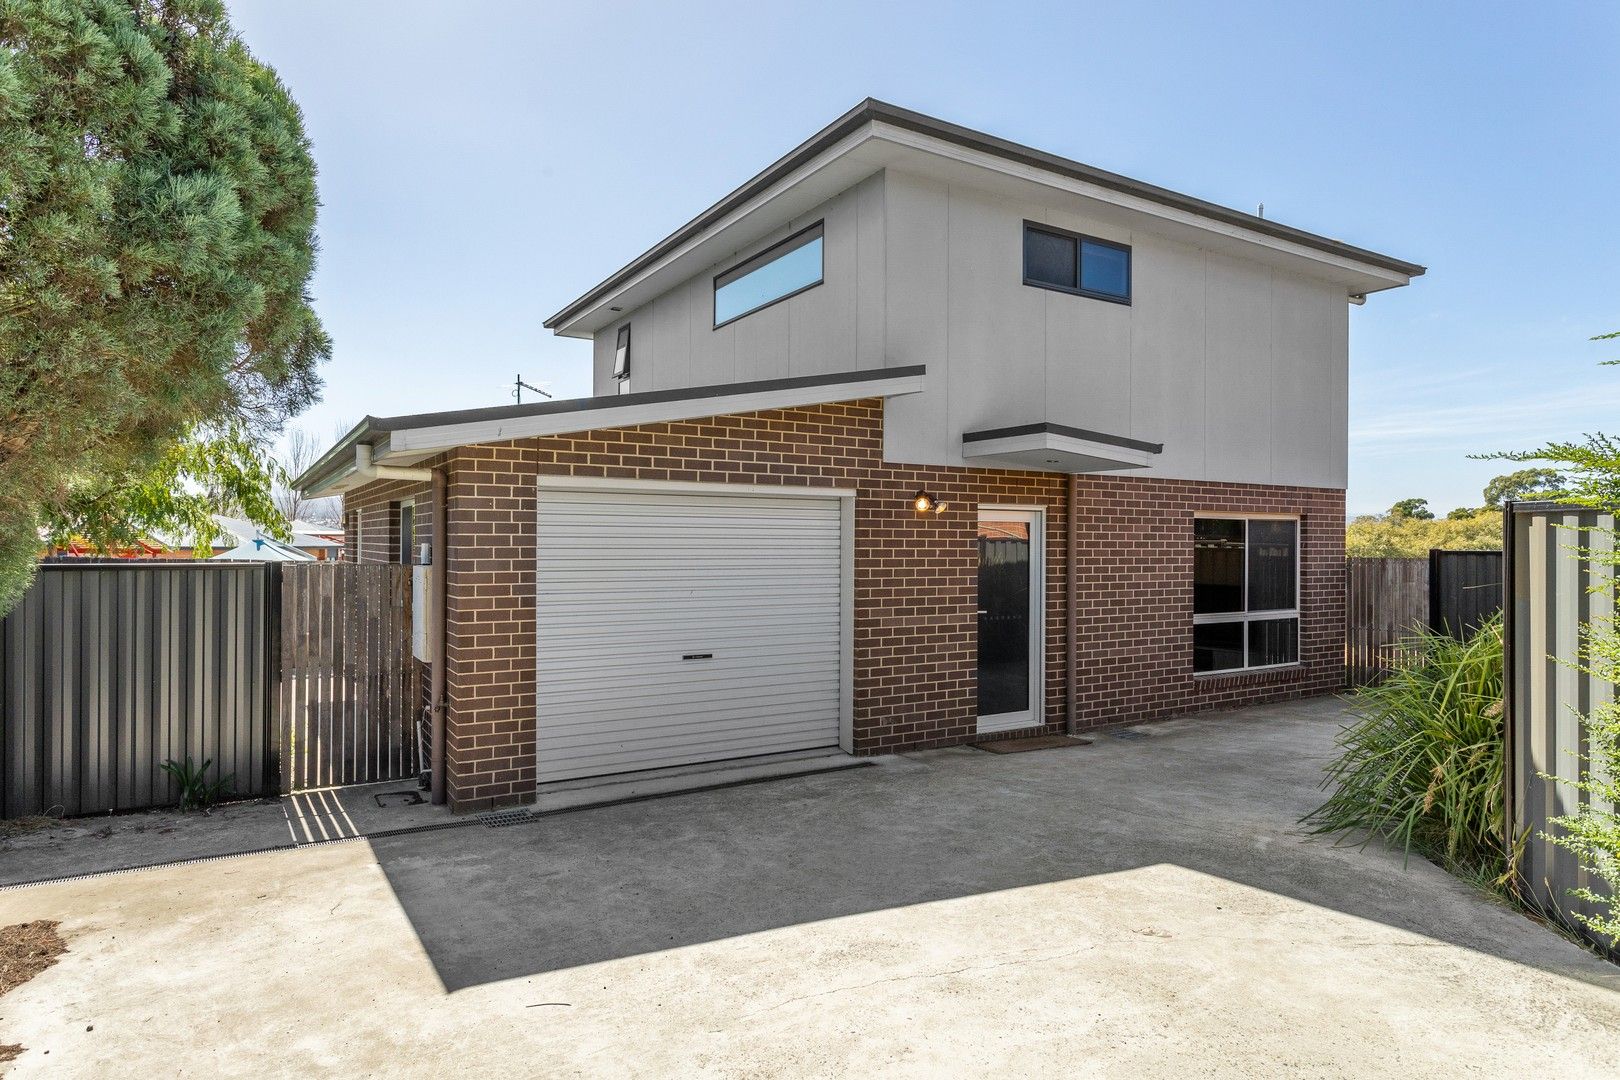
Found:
[595,168,1352,489]
[593,173,886,396]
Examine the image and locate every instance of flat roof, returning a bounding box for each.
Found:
[545,98,1426,333]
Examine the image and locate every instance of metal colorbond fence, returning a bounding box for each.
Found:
[1428,549,1503,638]
[1505,503,1618,951]
[0,561,419,819]
[0,563,277,818]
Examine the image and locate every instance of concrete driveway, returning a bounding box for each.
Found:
[2,697,1617,1078]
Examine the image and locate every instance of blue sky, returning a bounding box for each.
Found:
[231,1,1618,516]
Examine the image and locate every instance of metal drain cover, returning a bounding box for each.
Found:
[374,790,424,808]
[482,808,533,828]
[1109,728,1149,741]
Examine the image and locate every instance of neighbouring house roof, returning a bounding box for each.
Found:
[543,99,1426,338]
[212,536,317,562]
[295,365,927,497]
[150,515,343,553]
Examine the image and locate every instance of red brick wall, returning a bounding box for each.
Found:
[344,477,434,565]
[345,398,1344,811]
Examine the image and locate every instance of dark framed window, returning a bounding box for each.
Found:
[1022,222,1131,304]
[397,501,415,566]
[1193,516,1299,673]
[613,324,631,380]
[713,221,824,327]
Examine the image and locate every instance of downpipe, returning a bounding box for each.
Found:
[430,466,448,806]
[1066,472,1079,736]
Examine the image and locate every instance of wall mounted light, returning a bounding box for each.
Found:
[911,489,947,515]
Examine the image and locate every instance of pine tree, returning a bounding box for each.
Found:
[0,0,330,612]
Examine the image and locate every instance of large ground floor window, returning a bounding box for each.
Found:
[1193,515,1300,674]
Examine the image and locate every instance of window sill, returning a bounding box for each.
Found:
[1022,278,1131,306]
[1192,663,1303,686]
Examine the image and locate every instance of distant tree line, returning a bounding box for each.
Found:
[1346,469,1562,557]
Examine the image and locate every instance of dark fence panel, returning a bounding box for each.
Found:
[0,564,276,818]
[1428,549,1503,637]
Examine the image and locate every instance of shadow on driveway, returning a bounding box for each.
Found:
[368,697,1620,993]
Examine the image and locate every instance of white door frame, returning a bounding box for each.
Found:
[976,505,1046,735]
[534,474,857,755]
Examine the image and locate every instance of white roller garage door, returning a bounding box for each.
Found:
[535,482,848,784]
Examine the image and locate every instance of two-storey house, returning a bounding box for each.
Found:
[298,101,1422,812]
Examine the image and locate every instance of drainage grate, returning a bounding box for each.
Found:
[1109,728,1150,741]
[481,808,534,828]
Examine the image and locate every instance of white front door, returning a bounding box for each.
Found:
[976,508,1044,734]
[534,483,848,783]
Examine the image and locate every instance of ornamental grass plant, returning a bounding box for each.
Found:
[1306,616,1509,881]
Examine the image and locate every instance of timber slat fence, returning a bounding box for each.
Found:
[277,563,418,793]
[1346,550,1504,686]
[1345,557,1429,686]
[0,562,418,819]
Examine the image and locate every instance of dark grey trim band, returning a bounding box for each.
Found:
[962,422,1163,455]
[294,365,927,492]
[544,99,1426,331]
[372,364,926,432]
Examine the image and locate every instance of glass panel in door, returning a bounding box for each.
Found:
[977,517,1032,719]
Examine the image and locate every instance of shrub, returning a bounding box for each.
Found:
[159,757,234,812]
[1345,508,1503,558]
[1305,616,1508,879]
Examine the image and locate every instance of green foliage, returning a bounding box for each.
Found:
[1497,330,1620,943]
[159,756,233,811]
[41,422,290,554]
[0,0,329,614]
[1446,506,1480,521]
[1388,497,1434,520]
[1547,611,1620,944]
[1305,617,1508,879]
[1346,508,1502,558]
[1482,468,1564,508]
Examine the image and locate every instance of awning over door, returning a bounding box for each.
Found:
[961,422,1163,473]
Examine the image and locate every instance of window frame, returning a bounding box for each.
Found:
[396,499,415,566]
[1021,221,1132,305]
[612,323,631,381]
[712,220,825,329]
[1191,512,1301,675]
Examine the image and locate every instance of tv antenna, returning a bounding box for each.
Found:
[510,375,553,404]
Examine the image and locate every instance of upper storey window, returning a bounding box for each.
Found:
[1022,222,1131,304]
[713,222,824,327]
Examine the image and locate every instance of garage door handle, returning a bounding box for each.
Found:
[682,653,714,661]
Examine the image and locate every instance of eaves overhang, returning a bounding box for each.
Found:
[544,98,1426,338]
[296,365,928,498]
[961,422,1163,474]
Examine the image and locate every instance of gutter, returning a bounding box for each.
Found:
[353,443,432,485]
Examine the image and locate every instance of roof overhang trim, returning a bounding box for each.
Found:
[298,366,926,498]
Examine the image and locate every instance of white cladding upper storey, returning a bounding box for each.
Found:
[571,123,1414,489]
